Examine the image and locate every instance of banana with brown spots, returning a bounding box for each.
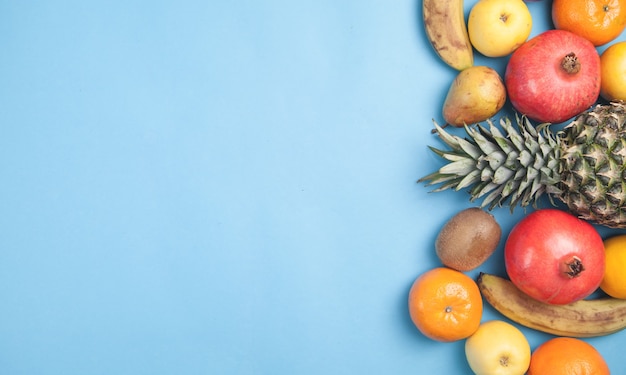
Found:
[478,273,626,337]
[423,0,474,70]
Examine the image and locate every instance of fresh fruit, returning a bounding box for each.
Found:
[435,207,501,271]
[504,29,601,124]
[527,337,610,375]
[600,41,626,101]
[468,0,532,57]
[418,102,626,229]
[423,0,474,70]
[465,320,531,375]
[408,267,482,342]
[442,66,506,126]
[600,234,626,298]
[552,0,626,47]
[478,273,626,337]
[505,209,605,305]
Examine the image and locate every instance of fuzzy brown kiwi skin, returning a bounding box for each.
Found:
[435,207,502,271]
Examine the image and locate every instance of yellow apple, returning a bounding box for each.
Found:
[465,320,531,375]
[468,0,532,57]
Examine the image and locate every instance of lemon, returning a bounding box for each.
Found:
[600,234,626,299]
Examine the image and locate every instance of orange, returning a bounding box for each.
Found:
[552,0,626,46]
[527,337,610,375]
[600,234,626,298]
[600,41,626,101]
[408,267,482,342]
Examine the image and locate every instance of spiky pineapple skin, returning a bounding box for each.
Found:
[557,102,626,228]
[419,101,626,228]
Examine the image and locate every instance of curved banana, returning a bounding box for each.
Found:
[423,0,473,70]
[477,273,626,338]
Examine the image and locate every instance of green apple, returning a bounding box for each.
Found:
[465,320,531,375]
[468,0,532,57]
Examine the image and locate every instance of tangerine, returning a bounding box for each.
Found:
[552,0,626,46]
[600,234,626,298]
[408,267,482,342]
[527,337,610,375]
[600,41,626,101]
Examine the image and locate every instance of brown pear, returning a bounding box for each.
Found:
[442,65,506,127]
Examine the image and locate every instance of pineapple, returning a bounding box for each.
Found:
[419,101,626,228]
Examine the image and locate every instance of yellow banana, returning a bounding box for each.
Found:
[423,0,473,70]
[477,273,626,338]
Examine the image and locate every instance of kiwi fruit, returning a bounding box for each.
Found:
[435,207,501,271]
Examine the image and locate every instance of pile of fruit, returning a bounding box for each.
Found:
[412,0,626,373]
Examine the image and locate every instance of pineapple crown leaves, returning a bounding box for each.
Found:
[418,115,562,211]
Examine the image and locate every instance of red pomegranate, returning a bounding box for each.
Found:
[504,209,605,305]
[505,29,601,124]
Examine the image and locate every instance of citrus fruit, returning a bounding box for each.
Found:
[527,337,610,375]
[552,0,626,46]
[600,41,626,101]
[600,234,626,298]
[408,267,482,342]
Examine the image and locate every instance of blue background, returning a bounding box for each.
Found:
[1,1,625,374]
